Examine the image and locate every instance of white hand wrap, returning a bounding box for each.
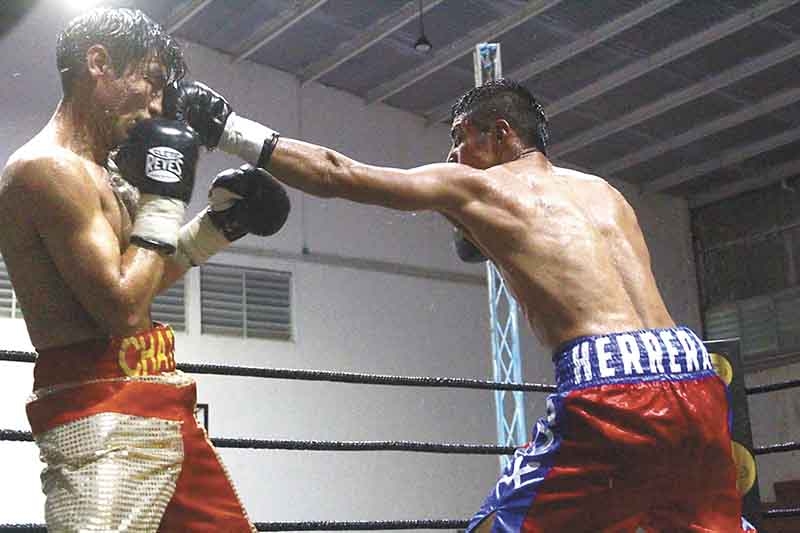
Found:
[131,194,185,253]
[173,209,231,269]
[218,113,280,167]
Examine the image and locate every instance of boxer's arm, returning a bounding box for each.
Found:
[158,259,190,293]
[17,157,166,334]
[163,81,488,212]
[267,138,487,212]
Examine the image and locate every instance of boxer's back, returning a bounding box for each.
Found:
[464,159,674,350]
[0,132,129,349]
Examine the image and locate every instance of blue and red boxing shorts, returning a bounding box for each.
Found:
[467,326,753,533]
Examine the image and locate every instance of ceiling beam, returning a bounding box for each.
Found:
[643,127,800,194]
[599,86,800,176]
[690,159,800,208]
[166,0,215,33]
[364,0,564,105]
[233,0,328,64]
[549,39,800,158]
[546,0,798,118]
[423,0,797,124]
[298,0,446,86]
[423,0,682,123]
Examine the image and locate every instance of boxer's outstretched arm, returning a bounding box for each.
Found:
[163,81,489,212]
[267,138,487,212]
[14,156,166,334]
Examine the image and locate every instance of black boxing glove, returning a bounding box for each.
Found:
[164,80,280,168]
[114,119,199,254]
[174,165,290,268]
[207,165,290,239]
[453,226,487,263]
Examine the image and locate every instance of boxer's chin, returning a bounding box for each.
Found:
[111,116,139,146]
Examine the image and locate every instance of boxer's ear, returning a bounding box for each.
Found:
[86,44,114,79]
[494,119,511,143]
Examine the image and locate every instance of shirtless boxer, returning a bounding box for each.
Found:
[164,78,753,532]
[0,8,288,532]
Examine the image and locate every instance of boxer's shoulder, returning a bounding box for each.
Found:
[2,141,103,206]
[552,165,604,182]
[4,140,84,186]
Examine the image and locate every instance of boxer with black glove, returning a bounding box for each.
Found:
[112,76,751,533]
[174,164,291,269]
[114,118,200,254]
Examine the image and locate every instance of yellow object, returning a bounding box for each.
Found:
[709,352,733,385]
[731,440,757,495]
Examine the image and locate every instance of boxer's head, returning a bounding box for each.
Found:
[56,8,187,144]
[447,79,548,169]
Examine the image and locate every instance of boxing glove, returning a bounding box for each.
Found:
[174,165,291,268]
[114,118,200,254]
[164,80,280,168]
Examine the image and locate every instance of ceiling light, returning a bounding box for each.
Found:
[414,34,432,53]
[413,0,432,53]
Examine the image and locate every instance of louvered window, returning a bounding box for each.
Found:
[705,287,800,361]
[0,256,22,319]
[152,277,185,331]
[200,264,292,340]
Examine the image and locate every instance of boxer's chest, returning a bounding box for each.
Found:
[94,169,134,249]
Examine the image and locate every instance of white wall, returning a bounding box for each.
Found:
[0,0,712,527]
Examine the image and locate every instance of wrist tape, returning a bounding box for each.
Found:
[131,194,185,254]
[218,113,280,169]
[173,208,231,269]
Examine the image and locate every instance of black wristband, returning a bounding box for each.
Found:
[256,133,281,169]
[130,235,176,255]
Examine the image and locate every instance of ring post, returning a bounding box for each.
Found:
[473,43,528,469]
[705,338,762,530]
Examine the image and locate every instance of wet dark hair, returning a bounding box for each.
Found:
[56,7,186,98]
[450,79,549,154]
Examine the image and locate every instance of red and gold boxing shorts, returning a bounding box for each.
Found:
[25,323,255,532]
[467,326,754,533]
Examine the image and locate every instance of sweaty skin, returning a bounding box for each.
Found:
[265,115,674,351]
[0,55,187,350]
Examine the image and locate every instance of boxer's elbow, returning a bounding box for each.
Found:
[316,150,350,198]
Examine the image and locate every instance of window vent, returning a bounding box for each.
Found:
[201,264,292,340]
[705,287,800,361]
[152,277,186,331]
[704,303,739,341]
[0,256,22,319]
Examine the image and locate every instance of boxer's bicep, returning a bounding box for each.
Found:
[342,162,489,212]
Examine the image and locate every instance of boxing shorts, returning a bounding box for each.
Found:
[467,326,753,533]
[26,323,255,532]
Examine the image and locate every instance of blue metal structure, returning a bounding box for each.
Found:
[473,43,528,468]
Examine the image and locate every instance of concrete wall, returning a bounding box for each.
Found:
[0,1,712,526]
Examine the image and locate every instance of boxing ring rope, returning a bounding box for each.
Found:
[7,346,799,395]
[744,379,800,395]
[3,427,798,455]
[0,428,518,454]
[2,349,800,529]
[0,350,556,393]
